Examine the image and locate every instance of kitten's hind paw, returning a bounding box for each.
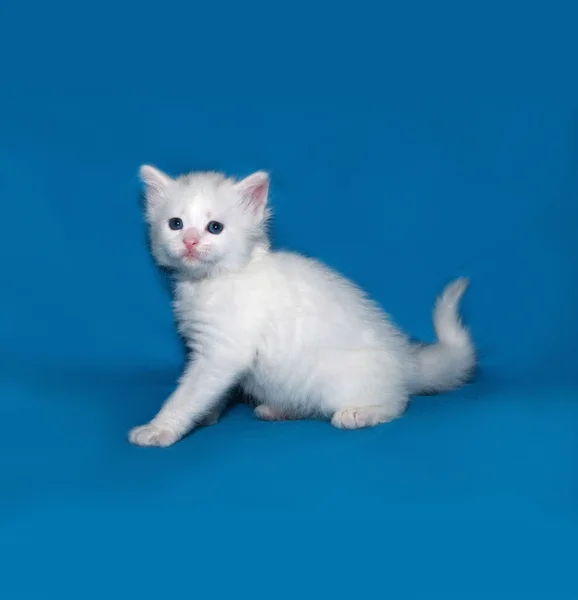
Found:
[254,405,287,421]
[129,422,181,447]
[253,405,302,421]
[331,407,400,430]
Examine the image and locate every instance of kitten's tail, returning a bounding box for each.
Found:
[409,278,475,395]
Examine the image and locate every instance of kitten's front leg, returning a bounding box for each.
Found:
[129,353,246,448]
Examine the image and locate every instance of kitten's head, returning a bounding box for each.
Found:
[140,166,270,278]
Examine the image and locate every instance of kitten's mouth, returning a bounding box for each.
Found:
[181,249,205,262]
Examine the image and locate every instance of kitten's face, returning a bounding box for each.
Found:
[140,167,269,277]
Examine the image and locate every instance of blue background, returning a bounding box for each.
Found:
[1,0,577,597]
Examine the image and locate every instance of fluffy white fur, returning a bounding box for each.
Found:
[130,166,475,447]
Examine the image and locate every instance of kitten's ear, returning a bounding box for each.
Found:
[139,165,172,211]
[234,171,270,220]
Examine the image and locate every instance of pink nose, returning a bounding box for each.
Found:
[183,238,198,249]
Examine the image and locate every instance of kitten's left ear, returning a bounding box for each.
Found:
[139,165,172,211]
[234,171,270,220]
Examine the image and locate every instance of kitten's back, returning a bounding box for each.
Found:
[251,250,406,351]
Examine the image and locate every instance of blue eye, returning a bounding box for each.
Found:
[207,221,224,235]
[168,218,183,230]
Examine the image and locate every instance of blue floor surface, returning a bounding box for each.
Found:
[1,0,577,597]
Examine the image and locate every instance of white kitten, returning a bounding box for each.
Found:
[129,166,475,447]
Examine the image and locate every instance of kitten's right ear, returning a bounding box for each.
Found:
[139,165,172,210]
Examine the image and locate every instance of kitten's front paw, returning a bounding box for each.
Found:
[129,422,181,447]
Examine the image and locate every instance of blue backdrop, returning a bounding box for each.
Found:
[1,0,577,597]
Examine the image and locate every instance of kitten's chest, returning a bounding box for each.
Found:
[173,280,201,323]
[174,280,219,323]
[173,278,244,342]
